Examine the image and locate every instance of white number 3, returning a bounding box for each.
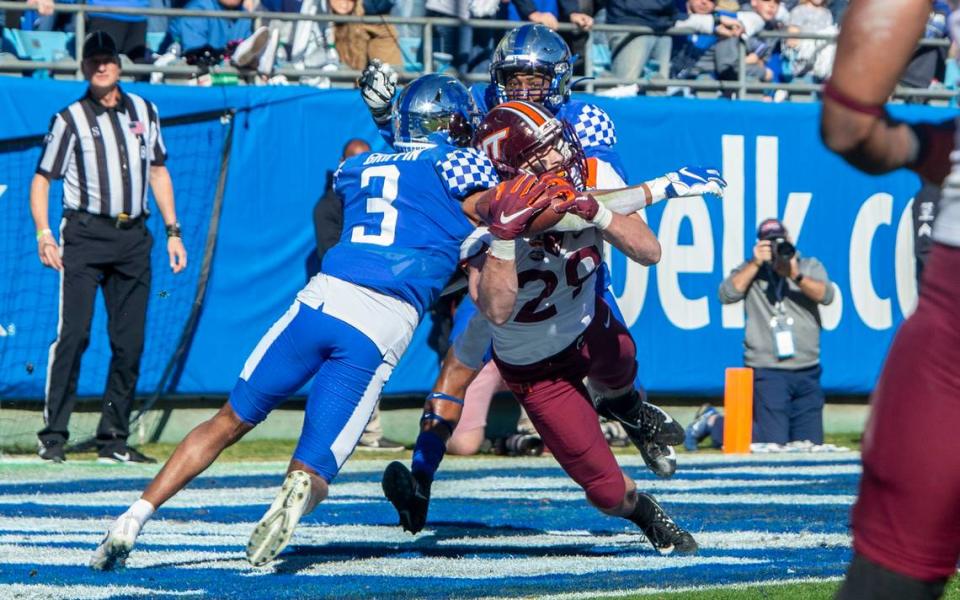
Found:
[352,165,399,247]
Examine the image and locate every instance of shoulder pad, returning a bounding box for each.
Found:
[561,102,617,149]
[436,147,499,199]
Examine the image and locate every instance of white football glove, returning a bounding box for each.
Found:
[358,59,398,126]
[649,166,727,200]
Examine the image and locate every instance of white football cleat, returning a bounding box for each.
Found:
[246,470,312,567]
[89,514,141,571]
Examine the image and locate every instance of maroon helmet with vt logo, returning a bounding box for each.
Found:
[472,100,587,190]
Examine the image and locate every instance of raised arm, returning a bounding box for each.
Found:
[820,0,941,178]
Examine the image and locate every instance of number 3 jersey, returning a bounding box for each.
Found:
[494,229,605,366]
[320,142,499,317]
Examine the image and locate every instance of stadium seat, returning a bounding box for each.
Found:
[591,42,611,77]
[398,36,422,72]
[1,28,27,58]
[9,30,74,62]
[146,31,166,55]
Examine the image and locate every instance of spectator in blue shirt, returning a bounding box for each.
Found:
[169,0,253,57]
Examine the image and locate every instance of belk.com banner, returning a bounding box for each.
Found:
[0,80,949,399]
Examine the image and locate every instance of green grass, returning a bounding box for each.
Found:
[596,577,960,599]
[2,430,864,462]
[680,431,862,454]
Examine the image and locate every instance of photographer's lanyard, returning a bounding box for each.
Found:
[770,276,795,360]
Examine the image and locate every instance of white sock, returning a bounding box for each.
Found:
[123,498,155,528]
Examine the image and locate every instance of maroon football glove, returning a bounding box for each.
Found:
[552,191,601,221]
[539,172,578,204]
[486,174,552,240]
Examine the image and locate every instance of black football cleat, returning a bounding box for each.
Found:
[639,441,677,479]
[381,461,431,534]
[630,492,698,556]
[597,392,683,478]
[597,392,685,447]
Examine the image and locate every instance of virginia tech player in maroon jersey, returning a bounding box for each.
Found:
[822,1,960,599]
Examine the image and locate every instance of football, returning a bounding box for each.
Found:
[524,203,564,235]
[472,173,571,235]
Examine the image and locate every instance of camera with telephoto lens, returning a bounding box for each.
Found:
[770,237,796,265]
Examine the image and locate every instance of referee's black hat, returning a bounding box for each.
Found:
[82,31,119,61]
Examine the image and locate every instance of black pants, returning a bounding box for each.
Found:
[86,16,149,62]
[38,211,152,450]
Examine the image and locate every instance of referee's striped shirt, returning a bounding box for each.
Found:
[36,87,167,219]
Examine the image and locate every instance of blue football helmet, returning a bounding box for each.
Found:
[391,74,476,151]
[490,24,573,111]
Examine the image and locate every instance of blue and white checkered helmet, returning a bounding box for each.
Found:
[391,74,476,151]
[490,24,572,112]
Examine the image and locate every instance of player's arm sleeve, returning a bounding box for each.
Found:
[800,257,835,305]
[377,122,395,147]
[460,226,493,267]
[718,263,750,304]
[35,113,75,180]
[435,147,500,201]
[147,101,167,166]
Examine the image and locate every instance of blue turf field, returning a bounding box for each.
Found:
[0,453,858,599]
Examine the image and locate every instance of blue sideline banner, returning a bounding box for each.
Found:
[0,79,951,398]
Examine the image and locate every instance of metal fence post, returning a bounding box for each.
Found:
[584,29,594,94]
[737,38,746,99]
[423,21,433,74]
[75,1,86,79]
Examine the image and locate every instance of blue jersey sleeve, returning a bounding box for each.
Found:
[558,100,629,184]
[470,83,498,115]
[378,122,395,148]
[434,147,500,201]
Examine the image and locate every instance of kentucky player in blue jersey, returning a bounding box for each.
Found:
[89,74,501,571]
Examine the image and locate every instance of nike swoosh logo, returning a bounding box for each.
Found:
[604,311,611,328]
[113,452,130,461]
[499,207,531,224]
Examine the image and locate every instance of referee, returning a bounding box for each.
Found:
[30,31,187,464]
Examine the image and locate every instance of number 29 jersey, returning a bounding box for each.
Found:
[494,229,605,366]
[322,142,498,317]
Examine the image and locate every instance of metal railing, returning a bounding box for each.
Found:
[0,1,954,101]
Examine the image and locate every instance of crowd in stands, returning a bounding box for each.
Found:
[0,0,955,98]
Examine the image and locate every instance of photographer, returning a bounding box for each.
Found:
[718,218,835,447]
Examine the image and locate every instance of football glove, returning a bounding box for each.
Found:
[358,59,398,126]
[552,192,614,230]
[485,174,552,240]
[654,166,726,199]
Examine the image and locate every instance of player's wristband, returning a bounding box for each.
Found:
[488,238,516,261]
[36,228,52,242]
[822,79,887,118]
[591,204,614,230]
[165,222,182,238]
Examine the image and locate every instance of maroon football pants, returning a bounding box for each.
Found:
[495,299,638,510]
[852,242,960,581]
